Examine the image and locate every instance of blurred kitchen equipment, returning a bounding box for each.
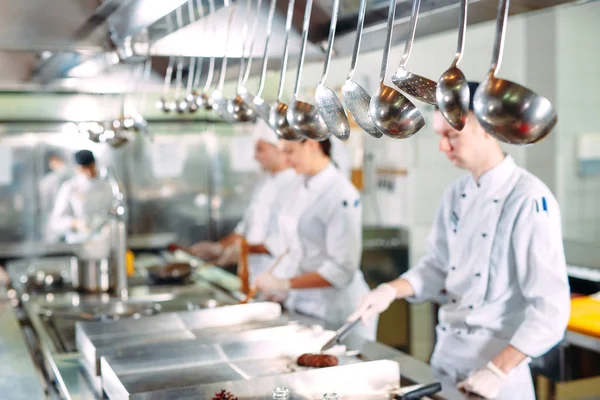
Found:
[394,382,442,399]
[436,0,469,131]
[146,262,193,285]
[227,0,258,122]
[473,0,557,144]
[286,0,329,141]
[268,0,303,141]
[211,1,237,121]
[320,316,361,352]
[25,270,67,293]
[240,0,277,121]
[195,0,216,110]
[174,56,188,114]
[314,0,350,141]
[241,248,289,304]
[341,0,382,139]
[369,0,424,138]
[391,0,437,105]
[71,258,111,293]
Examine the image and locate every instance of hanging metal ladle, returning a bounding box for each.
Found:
[473,0,557,144]
[390,0,437,105]
[436,0,469,130]
[342,0,382,138]
[314,0,350,141]
[268,0,303,140]
[156,56,176,112]
[227,0,258,122]
[240,0,277,121]
[286,0,329,141]
[369,0,424,138]
[211,1,237,121]
[195,0,216,110]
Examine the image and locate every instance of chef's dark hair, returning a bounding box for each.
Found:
[301,138,332,158]
[74,149,95,166]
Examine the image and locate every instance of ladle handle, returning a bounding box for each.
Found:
[192,0,205,90]
[163,56,175,95]
[292,0,314,99]
[256,0,277,96]
[318,0,341,86]
[490,0,509,74]
[175,56,184,99]
[237,0,254,88]
[453,0,468,67]
[379,0,398,82]
[217,2,237,92]
[203,0,217,92]
[347,0,368,81]
[276,0,296,101]
[398,0,421,68]
[242,0,263,86]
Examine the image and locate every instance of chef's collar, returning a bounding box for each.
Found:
[304,162,336,191]
[472,154,516,190]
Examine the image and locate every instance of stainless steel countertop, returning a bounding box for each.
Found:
[0,300,47,400]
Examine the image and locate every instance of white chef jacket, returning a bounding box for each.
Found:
[266,163,376,339]
[234,168,298,279]
[402,155,570,360]
[49,174,113,245]
[39,166,72,241]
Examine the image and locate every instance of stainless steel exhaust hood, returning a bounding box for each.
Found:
[0,0,593,90]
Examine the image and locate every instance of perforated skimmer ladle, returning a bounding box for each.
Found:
[314,0,350,141]
[240,0,277,121]
[390,0,437,105]
[369,0,424,139]
[211,1,237,121]
[436,0,469,130]
[473,0,557,144]
[286,0,329,141]
[227,0,258,122]
[268,0,304,141]
[342,0,382,139]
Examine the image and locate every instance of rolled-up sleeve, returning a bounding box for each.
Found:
[401,196,450,303]
[509,194,570,358]
[317,199,362,288]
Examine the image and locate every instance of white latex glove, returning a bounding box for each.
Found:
[255,271,291,294]
[347,283,397,324]
[457,362,508,399]
[189,241,223,260]
[214,243,240,266]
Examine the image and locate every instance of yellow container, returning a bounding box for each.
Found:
[568,296,600,338]
[126,250,135,277]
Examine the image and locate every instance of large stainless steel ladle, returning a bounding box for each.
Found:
[473,0,557,144]
[436,0,469,130]
[211,1,237,121]
[369,0,424,138]
[314,0,350,141]
[390,0,437,105]
[240,0,277,121]
[268,0,303,141]
[286,0,329,141]
[341,0,382,139]
[227,0,258,122]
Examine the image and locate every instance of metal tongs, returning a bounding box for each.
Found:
[393,383,442,400]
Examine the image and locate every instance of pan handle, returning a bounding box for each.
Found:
[395,382,442,400]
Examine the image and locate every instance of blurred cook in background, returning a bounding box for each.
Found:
[48,149,113,243]
[39,151,72,241]
[190,119,297,280]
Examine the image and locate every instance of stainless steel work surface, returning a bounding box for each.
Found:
[100,328,337,377]
[76,301,283,375]
[90,323,321,376]
[0,301,46,400]
[102,359,401,400]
